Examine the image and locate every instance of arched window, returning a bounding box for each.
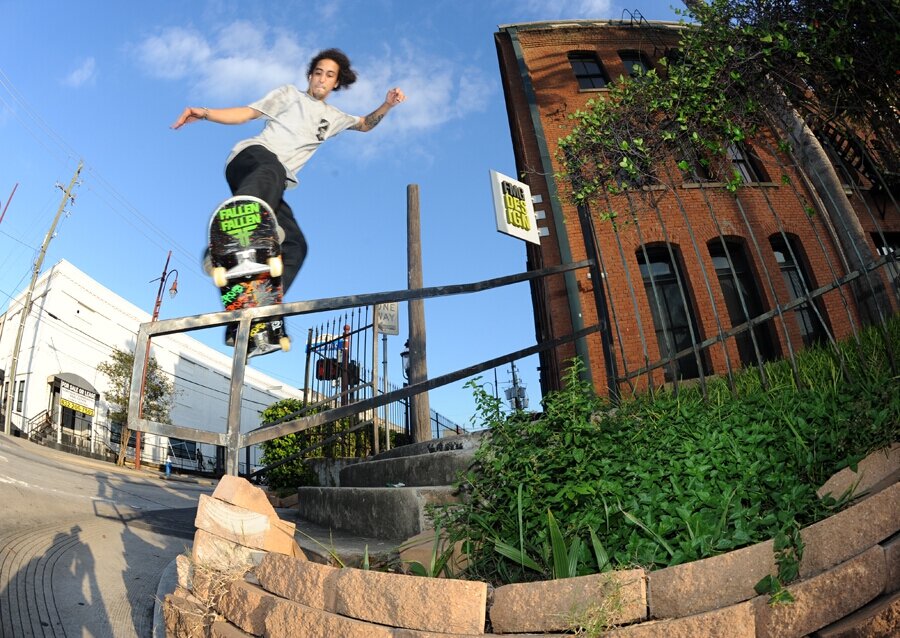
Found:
[709,239,779,365]
[770,235,830,346]
[637,245,706,381]
[568,51,609,89]
[618,50,651,79]
[726,142,769,183]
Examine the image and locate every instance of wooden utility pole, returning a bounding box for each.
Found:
[3,162,82,436]
[406,184,431,442]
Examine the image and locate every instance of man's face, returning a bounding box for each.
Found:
[307,58,341,101]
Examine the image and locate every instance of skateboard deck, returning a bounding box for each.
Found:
[208,195,290,358]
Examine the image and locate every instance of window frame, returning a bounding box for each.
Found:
[567,51,610,90]
[708,238,779,365]
[15,380,24,413]
[770,234,830,347]
[726,142,770,183]
[618,49,652,79]
[637,244,707,381]
[678,144,715,183]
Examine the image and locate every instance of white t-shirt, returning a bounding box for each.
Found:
[228,85,359,188]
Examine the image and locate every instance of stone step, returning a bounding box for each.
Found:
[370,431,484,461]
[338,449,475,488]
[277,512,406,569]
[295,485,458,540]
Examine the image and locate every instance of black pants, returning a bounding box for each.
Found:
[225,145,307,292]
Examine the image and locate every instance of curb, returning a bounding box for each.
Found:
[153,556,181,638]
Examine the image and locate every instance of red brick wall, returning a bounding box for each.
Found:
[496,21,900,397]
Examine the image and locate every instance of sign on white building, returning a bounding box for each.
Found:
[59,379,96,416]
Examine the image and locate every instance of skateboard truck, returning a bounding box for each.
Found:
[212,249,283,288]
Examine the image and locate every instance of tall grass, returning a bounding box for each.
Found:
[440,317,899,585]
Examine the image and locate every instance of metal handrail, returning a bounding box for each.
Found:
[126,260,595,475]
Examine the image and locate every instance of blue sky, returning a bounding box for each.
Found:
[0,0,681,428]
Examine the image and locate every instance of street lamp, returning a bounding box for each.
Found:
[400,340,410,381]
[400,340,410,441]
[131,251,178,470]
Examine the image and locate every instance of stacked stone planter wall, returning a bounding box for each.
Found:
[164,445,899,637]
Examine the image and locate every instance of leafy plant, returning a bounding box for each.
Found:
[98,347,176,424]
[557,0,898,211]
[258,398,381,490]
[404,523,458,578]
[440,319,899,586]
[98,347,177,465]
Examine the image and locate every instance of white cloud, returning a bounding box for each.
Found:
[134,24,493,138]
[335,54,492,131]
[134,22,314,101]
[134,27,213,81]
[62,58,98,88]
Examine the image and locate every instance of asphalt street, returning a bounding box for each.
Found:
[0,433,212,637]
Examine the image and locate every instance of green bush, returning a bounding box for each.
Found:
[259,399,320,491]
[441,318,899,586]
[258,398,397,491]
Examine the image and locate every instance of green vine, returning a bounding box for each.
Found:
[558,0,898,208]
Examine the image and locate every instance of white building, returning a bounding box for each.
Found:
[0,259,302,473]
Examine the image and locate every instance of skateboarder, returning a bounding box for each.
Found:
[171,48,406,295]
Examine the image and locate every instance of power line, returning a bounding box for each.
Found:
[0,66,203,282]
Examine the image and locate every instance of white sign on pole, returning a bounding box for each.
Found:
[490,170,541,245]
[375,302,400,335]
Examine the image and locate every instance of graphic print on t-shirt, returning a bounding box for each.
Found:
[316,118,329,141]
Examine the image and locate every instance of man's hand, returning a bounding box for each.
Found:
[385,88,406,107]
[171,107,209,130]
[353,88,406,132]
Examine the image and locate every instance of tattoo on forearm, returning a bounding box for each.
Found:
[364,112,385,129]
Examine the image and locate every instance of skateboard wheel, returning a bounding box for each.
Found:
[268,256,283,278]
[279,336,291,352]
[213,267,229,288]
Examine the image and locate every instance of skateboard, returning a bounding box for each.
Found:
[207,195,290,358]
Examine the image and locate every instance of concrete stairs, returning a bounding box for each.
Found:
[283,432,483,567]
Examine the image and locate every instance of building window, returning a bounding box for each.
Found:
[110,423,136,448]
[726,142,769,183]
[709,239,779,365]
[169,437,197,460]
[619,50,651,79]
[568,51,609,89]
[679,145,714,183]
[16,380,24,412]
[637,245,706,381]
[872,232,900,292]
[770,235,830,347]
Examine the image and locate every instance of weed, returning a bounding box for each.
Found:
[565,574,626,637]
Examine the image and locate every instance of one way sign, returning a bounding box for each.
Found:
[375,303,399,335]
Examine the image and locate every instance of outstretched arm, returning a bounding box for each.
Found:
[171,106,262,129]
[351,88,406,132]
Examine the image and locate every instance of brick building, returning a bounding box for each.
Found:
[494,19,899,397]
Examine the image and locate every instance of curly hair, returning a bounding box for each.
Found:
[307,48,357,91]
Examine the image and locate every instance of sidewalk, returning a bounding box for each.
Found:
[2,432,216,486]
